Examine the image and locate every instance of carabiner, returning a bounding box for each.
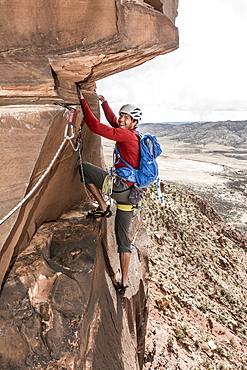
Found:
[64,123,75,140]
[64,107,76,139]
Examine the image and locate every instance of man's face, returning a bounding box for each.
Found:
[118,113,135,130]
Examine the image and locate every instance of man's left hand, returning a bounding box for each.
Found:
[79,90,85,99]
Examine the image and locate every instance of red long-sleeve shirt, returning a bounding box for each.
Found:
[80,99,140,183]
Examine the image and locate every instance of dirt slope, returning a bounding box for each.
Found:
[142,183,247,370]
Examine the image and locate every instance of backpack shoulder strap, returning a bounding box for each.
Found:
[113,130,141,169]
[133,130,142,139]
[113,144,135,170]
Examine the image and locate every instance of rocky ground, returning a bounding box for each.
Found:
[142,184,247,370]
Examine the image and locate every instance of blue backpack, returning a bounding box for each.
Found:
[113,131,163,201]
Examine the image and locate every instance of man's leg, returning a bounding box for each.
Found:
[115,206,133,293]
[82,162,111,217]
[86,183,107,211]
[119,252,131,287]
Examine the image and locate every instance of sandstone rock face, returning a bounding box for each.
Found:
[0,202,149,369]
[0,1,178,368]
[0,92,103,287]
[0,0,178,104]
[0,0,178,284]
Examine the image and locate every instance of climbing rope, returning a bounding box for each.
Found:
[0,103,77,226]
[77,147,96,202]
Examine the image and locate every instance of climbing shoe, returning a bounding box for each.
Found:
[118,284,128,296]
[87,205,112,218]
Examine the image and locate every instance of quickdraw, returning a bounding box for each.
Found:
[101,174,115,202]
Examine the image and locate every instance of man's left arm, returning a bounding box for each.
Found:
[79,92,127,141]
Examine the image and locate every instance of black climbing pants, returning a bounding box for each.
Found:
[82,162,133,253]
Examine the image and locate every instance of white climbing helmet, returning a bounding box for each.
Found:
[119,104,142,124]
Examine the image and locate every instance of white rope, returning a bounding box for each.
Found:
[78,147,95,201]
[0,138,68,225]
[0,113,79,226]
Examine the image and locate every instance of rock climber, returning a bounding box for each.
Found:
[78,89,142,296]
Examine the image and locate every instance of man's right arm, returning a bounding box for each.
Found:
[98,95,118,128]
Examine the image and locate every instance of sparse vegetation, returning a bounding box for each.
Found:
[194,339,199,348]
[199,304,208,314]
[216,344,224,356]
[143,182,247,369]
[203,359,211,369]
[167,336,173,351]
[174,329,185,340]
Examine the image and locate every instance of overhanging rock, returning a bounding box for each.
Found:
[0,0,178,104]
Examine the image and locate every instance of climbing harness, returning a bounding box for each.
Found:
[116,204,133,212]
[0,103,78,226]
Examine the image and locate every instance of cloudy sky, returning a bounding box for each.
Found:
[97,0,247,123]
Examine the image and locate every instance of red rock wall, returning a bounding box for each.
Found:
[0,0,178,287]
[0,1,179,368]
[0,202,149,369]
[0,91,102,286]
[0,0,178,104]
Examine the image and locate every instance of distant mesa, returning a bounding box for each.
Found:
[140,120,247,149]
